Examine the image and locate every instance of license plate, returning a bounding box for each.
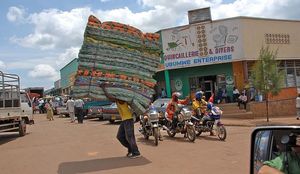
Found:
[111,115,116,120]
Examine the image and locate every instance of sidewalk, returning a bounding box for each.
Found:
[223,116,300,127]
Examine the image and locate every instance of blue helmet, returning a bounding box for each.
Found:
[207,102,213,110]
[195,91,203,101]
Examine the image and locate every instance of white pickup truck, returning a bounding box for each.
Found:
[0,71,34,136]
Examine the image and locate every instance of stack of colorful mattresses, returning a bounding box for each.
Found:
[73,15,161,115]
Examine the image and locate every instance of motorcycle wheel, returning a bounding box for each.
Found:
[153,128,159,146]
[166,121,176,137]
[186,126,196,142]
[217,125,227,141]
[194,123,202,136]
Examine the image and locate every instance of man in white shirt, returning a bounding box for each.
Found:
[66,97,75,123]
[238,92,247,109]
[74,98,84,124]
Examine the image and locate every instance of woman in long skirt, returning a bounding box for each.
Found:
[45,102,54,121]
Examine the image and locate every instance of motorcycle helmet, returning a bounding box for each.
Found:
[195,91,203,101]
[207,102,213,110]
[172,92,181,102]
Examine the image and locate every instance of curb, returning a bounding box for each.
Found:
[225,122,300,127]
[225,123,254,127]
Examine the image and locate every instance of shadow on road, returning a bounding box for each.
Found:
[57,156,151,174]
[162,135,195,143]
[0,133,20,145]
[137,137,158,147]
[102,122,121,126]
[198,135,226,142]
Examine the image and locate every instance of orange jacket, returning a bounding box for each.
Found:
[166,99,189,120]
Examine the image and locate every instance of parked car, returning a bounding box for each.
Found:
[56,103,69,117]
[102,102,139,124]
[85,101,112,120]
[55,96,69,117]
[151,98,171,118]
[52,96,63,115]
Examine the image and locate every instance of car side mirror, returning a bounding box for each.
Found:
[250,126,300,174]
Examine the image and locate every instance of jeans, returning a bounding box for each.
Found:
[75,107,83,123]
[117,119,140,155]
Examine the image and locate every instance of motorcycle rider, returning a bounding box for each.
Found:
[192,91,207,119]
[203,102,220,136]
[166,92,189,132]
[140,104,163,141]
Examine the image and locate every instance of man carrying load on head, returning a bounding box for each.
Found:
[101,83,141,159]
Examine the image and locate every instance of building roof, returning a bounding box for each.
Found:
[157,16,300,32]
[60,58,78,71]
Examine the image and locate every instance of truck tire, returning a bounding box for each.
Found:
[19,119,26,137]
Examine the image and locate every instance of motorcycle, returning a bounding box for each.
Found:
[139,108,160,146]
[191,107,227,141]
[164,105,196,142]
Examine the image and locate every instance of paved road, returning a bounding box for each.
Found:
[0,114,254,174]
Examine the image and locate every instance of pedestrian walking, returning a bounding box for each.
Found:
[38,98,45,114]
[45,101,54,121]
[74,98,84,124]
[101,84,141,158]
[66,97,75,123]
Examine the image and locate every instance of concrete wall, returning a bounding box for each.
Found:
[241,18,300,60]
[249,99,296,118]
[249,87,297,118]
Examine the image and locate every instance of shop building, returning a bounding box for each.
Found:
[156,14,300,101]
[60,58,78,95]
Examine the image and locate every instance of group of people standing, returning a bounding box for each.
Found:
[33,98,54,121]
[66,97,85,124]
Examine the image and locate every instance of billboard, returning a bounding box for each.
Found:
[188,7,212,24]
[161,19,243,70]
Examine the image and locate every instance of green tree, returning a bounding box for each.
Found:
[250,46,284,122]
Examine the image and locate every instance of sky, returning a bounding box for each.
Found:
[0,0,300,90]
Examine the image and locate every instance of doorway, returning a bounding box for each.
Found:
[204,80,213,100]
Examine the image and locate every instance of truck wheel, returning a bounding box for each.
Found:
[19,119,26,137]
[109,119,115,124]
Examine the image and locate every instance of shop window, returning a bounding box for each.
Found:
[295,60,300,67]
[286,60,295,67]
[279,68,287,88]
[296,68,300,87]
[286,68,296,87]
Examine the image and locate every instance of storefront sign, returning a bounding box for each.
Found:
[161,19,243,69]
